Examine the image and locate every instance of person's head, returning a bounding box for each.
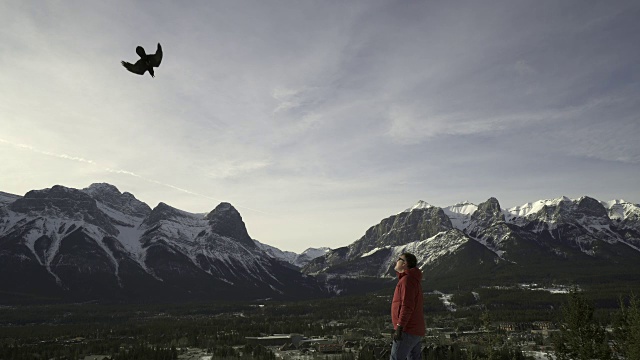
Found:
[394,252,418,273]
[402,253,418,268]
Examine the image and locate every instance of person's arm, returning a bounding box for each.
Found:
[397,278,418,327]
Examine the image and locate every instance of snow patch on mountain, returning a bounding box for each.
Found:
[2,206,122,286]
[443,201,478,231]
[254,240,297,263]
[148,210,209,249]
[400,231,470,266]
[96,202,143,226]
[429,291,457,312]
[114,224,146,260]
[362,246,389,258]
[355,230,471,278]
[506,196,573,217]
[300,247,331,261]
[94,201,148,265]
[603,199,640,221]
[466,234,507,259]
[503,197,622,245]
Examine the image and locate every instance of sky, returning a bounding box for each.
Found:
[1,1,639,253]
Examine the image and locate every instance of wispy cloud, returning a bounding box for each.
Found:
[386,94,635,144]
[204,160,272,180]
[0,138,96,164]
[1,138,268,214]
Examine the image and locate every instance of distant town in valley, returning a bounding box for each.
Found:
[1,282,639,360]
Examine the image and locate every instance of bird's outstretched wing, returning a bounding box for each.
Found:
[149,43,163,68]
[121,59,147,75]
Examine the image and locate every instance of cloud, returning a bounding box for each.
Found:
[272,87,305,114]
[559,118,640,165]
[0,138,96,165]
[0,137,271,213]
[386,94,635,145]
[204,160,272,180]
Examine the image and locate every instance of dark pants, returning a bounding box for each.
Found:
[390,332,422,360]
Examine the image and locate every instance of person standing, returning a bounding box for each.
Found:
[390,253,425,360]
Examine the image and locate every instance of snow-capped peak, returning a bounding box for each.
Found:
[402,200,433,213]
[602,199,640,221]
[603,199,630,208]
[506,196,574,218]
[445,201,478,216]
[300,247,330,258]
[443,202,478,231]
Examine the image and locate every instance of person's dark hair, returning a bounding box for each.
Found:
[402,253,418,268]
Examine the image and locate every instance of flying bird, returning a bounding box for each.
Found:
[121,43,163,78]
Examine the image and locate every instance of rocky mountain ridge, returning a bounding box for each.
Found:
[0,183,324,303]
[253,240,330,268]
[2,183,639,302]
[303,196,640,291]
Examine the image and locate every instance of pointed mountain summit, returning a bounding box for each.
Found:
[475,197,504,221]
[143,202,192,227]
[205,202,254,248]
[465,198,506,234]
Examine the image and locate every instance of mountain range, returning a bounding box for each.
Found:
[254,240,330,269]
[1,183,639,304]
[302,196,640,292]
[0,184,327,303]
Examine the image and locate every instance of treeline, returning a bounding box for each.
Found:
[1,287,639,359]
[552,290,640,360]
[447,284,640,324]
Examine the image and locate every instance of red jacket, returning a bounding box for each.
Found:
[391,267,425,336]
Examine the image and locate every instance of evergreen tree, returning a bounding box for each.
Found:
[614,293,640,359]
[552,289,612,360]
[480,310,499,360]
